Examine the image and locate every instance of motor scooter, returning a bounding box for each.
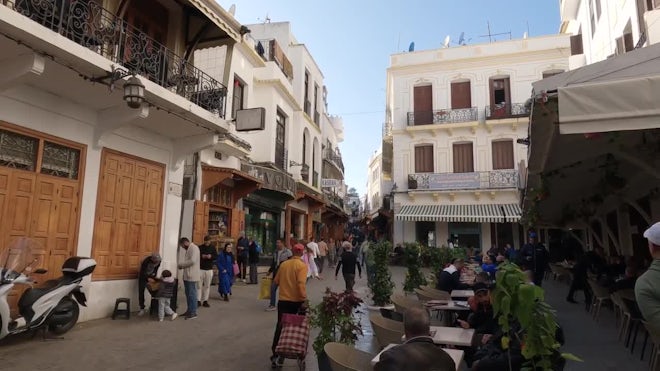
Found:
[0,237,96,340]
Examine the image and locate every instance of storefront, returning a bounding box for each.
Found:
[287,182,326,242]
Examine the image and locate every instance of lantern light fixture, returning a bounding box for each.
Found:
[123,76,145,109]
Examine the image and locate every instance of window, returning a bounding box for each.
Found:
[231,76,245,118]
[492,140,514,170]
[413,85,433,125]
[0,128,38,171]
[450,81,471,109]
[647,0,660,10]
[414,145,434,173]
[275,109,286,170]
[304,70,311,116]
[313,84,320,124]
[595,0,602,19]
[590,0,597,36]
[41,141,81,179]
[570,34,584,55]
[453,142,474,173]
[489,78,510,106]
[617,20,634,54]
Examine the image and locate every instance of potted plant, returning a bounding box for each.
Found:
[403,242,427,292]
[309,288,363,371]
[368,241,395,307]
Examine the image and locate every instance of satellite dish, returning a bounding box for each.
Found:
[408,42,415,52]
[443,35,451,48]
[458,32,465,45]
[228,4,236,15]
[523,31,528,39]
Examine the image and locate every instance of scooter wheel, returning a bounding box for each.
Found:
[48,297,79,335]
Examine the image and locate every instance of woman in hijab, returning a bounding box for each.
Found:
[217,242,234,301]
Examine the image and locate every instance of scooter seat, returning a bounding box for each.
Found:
[18,276,76,312]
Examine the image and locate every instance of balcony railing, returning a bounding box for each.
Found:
[323,148,344,173]
[313,111,320,125]
[407,169,519,191]
[407,108,478,126]
[312,170,319,188]
[301,163,310,183]
[255,38,293,80]
[485,103,529,120]
[382,122,392,139]
[8,0,227,117]
[323,190,345,210]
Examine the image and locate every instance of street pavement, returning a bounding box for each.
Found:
[0,265,649,370]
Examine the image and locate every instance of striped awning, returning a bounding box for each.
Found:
[395,204,522,223]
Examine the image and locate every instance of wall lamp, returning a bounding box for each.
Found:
[91,66,145,109]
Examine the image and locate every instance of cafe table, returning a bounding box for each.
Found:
[402,326,475,347]
[451,290,474,298]
[371,343,465,370]
[425,300,471,326]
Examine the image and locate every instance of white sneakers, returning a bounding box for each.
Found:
[137,309,145,316]
[171,313,178,321]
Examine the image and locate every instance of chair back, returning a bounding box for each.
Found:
[415,287,450,301]
[419,286,451,300]
[369,312,404,348]
[380,308,403,322]
[414,288,436,302]
[324,342,374,371]
[587,279,610,299]
[391,294,422,315]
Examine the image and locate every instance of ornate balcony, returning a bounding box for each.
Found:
[8,0,227,117]
[407,108,478,126]
[312,170,319,188]
[407,169,519,191]
[485,103,529,120]
[323,148,344,173]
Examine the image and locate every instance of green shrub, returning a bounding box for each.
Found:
[368,241,395,306]
[403,242,427,292]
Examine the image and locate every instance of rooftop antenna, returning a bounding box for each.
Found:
[443,35,450,48]
[523,31,528,39]
[458,32,465,45]
[258,13,271,24]
[479,21,512,43]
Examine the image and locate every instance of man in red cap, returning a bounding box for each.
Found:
[270,243,308,367]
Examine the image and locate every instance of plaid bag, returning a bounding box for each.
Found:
[275,313,310,357]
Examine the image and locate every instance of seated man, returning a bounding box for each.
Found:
[457,283,498,335]
[436,258,470,292]
[374,307,456,371]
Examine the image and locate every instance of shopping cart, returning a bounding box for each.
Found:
[274,310,310,370]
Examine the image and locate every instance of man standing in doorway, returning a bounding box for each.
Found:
[198,235,217,308]
[270,243,308,367]
[317,238,328,274]
[178,237,200,320]
[266,239,292,311]
[335,241,362,292]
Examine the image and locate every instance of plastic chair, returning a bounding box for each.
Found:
[324,342,374,371]
[380,308,403,322]
[369,313,404,348]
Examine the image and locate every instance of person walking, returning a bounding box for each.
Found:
[236,232,249,282]
[327,238,336,268]
[137,253,161,316]
[216,242,235,301]
[518,232,549,287]
[307,238,320,271]
[335,241,362,292]
[270,243,308,368]
[303,245,321,281]
[248,237,260,284]
[198,235,217,308]
[317,238,328,274]
[266,239,292,311]
[177,237,200,320]
[155,270,177,322]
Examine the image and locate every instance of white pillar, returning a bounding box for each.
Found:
[512,223,521,250]
[481,223,491,251]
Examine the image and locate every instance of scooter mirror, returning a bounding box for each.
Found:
[33,268,48,274]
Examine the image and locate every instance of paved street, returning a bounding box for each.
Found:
[0,265,650,370]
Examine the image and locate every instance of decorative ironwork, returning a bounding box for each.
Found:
[323,190,345,210]
[41,141,80,179]
[407,108,478,126]
[0,129,38,170]
[382,122,392,139]
[408,169,518,191]
[485,103,529,120]
[10,0,227,117]
[635,31,647,49]
[323,148,344,173]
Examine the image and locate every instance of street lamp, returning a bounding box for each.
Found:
[123,76,145,109]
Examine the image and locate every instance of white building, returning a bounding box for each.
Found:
[560,0,660,68]
[366,148,393,218]
[386,35,570,250]
[0,0,246,320]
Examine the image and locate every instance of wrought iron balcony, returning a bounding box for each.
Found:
[254,38,293,80]
[8,0,227,117]
[323,148,344,173]
[313,111,320,126]
[382,122,392,139]
[485,103,529,120]
[407,169,519,191]
[323,190,345,210]
[407,108,478,126]
[312,170,319,188]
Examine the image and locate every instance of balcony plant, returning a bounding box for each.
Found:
[403,242,427,292]
[367,241,395,307]
[310,288,363,371]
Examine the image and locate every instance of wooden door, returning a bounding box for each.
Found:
[451,81,472,109]
[413,85,433,125]
[192,200,210,244]
[453,142,474,173]
[414,145,434,173]
[492,140,514,170]
[92,149,164,280]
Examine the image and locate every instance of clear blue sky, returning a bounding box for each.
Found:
[222,1,560,196]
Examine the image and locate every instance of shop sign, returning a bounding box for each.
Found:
[321,178,341,188]
[241,163,296,197]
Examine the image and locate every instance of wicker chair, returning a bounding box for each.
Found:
[587,279,611,322]
[380,308,403,322]
[324,342,374,371]
[641,321,660,370]
[418,287,451,300]
[369,312,404,348]
[391,294,423,315]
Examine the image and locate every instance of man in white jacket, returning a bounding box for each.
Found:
[177,237,200,320]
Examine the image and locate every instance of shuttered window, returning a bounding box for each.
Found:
[570,34,584,55]
[414,145,434,173]
[413,85,433,125]
[451,81,471,109]
[453,142,474,173]
[492,140,514,170]
[231,76,245,118]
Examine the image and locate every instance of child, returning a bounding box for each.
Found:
[156,270,177,321]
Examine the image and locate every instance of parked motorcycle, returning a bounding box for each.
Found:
[0,237,96,340]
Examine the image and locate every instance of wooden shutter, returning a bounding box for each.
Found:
[623,32,634,52]
[414,145,434,173]
[492,140,514,170]
[453,142,474,173]
[413,85,433,125]
[570,34,583,55]
[230,209,244,240]
[451,81,471,109]
[192,200,210,244]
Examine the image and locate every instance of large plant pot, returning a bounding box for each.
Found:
[317,351,332,371]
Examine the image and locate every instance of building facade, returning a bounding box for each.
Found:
[386,35,570,250]
[0,0,247,320]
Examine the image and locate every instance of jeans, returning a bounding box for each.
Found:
[271,300,304,356]
[158,297,174,320]
[198,269,213,302]
[269,282,278,307]
[183,280,198,315]
[343,273,355,292]
[249,263,258,284]
[318,256,326,274]
[138,278,156,309]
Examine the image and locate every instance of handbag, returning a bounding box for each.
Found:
[275,313,310,357]
[232,262,240,275]
[259,277,272,300]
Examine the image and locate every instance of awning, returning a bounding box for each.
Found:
[532,42,660,134]
[201,165,262,200]
[395,204,521,223]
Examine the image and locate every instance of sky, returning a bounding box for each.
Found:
[222,1,561,196]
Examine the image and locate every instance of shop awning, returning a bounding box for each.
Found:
[201,165,262,200]
[395,204,521,223]
[296,182,326,212]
